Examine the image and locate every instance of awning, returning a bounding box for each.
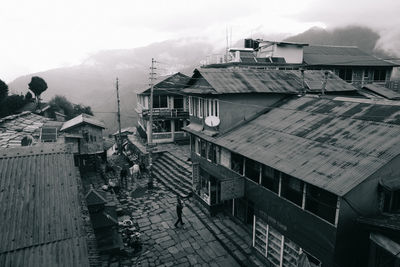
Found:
[183,123,203,132]
[370,232,400,257]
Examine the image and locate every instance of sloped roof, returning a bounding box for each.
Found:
[0,145,91,266]
[138,72,191,95]
[0,111,51,149]
[112,126,136,136]
[86,188,107,206]
[303,45,398,66]
[60,113,105,131]
[183,68,357,95]
[209,96,400,196]
[363,84,400,100]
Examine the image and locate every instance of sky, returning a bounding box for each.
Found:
[1,0,399,82]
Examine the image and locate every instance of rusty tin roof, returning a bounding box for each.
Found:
[213,96,400,196]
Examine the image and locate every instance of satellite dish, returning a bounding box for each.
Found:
[205,116,220,127]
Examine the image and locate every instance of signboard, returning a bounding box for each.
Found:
[220,177,244,201]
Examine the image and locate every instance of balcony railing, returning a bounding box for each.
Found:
[141,108,189,119]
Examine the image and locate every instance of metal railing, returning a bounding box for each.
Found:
[141,108,189,118]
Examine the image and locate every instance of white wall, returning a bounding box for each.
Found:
[274,45,303,64]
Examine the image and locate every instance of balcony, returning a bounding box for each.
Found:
[141,108,189,119]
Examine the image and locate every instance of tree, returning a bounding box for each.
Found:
[28,76,47,103]
[73,104,93,116]
[0,79,8,103]
[25,91,33,101]
[49,95,74,119]
[0,95,26,118]
[49,95,94,120]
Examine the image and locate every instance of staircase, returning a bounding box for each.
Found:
[152,152,265,267]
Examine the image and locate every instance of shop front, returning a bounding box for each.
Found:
[192,158,245,215]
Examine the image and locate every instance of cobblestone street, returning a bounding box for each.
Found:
[122,178,240,267]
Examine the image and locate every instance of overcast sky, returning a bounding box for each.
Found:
[1,0,399,82]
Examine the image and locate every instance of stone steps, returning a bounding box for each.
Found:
[152,152,264,267]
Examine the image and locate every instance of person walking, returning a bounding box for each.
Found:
[174,195,185,227]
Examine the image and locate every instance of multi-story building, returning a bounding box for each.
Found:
[136,72,191,144]
[203,39,398,89]
[183,67,400,266]
[60,113,106,169]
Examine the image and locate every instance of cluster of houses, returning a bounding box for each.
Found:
[0,106,112,265]
[132,40,400,267]
[1,39,400,267]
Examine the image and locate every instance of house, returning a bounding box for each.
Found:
[303,45,399,88]
[0,111,60,148]
[203,39,399,90]
[135,72,191,144]
[183,68,357,137]
[357,175,400,267]
[59,113,106,170]
[0,144,99,266]
[184,95,400,266]
[112,126,136,146]
[60,113,105,155]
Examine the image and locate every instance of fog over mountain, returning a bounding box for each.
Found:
[8,25,397,133]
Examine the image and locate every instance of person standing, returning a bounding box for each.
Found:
[174,195,185,227]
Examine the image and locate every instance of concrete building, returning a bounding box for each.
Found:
[203,39,399,90]
[136,72,191,144]
[182,66,400,266]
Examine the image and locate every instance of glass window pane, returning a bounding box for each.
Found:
[261,165,280,194]
[245,158,260,184]
[231,152,244,175]
[281,173,303,206]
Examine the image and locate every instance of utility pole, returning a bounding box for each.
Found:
[116,77,122,154]
[147,58,156,189]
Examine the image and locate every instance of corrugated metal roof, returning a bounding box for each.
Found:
[183,68,357,95]
[304,45,398,66]
[363,84,400,100]
[212,96,400,196]
[60,114,105,131]
[138,72,191,95]
[0,112,51,149]
[0,145,91,266]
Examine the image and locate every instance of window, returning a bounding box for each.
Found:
[305,184,338,224]
[245,158,260,184]
[153,120,171,133]
[199,98,203,118]
[207,143,220,164]
[190,135,195,153]
[153,95,168,108]
[193,98,198,117]
[200,139,207,158]
[231,152,244,175]
[195,138,200,155]
[261,165,280,194]
[174,119,185,131]
[382,187,400,213]
[199,168,210,203]
[281,173,304,206]
[174,96,184,109]
[189,96,193,115]
[254,217,304,267]
[374,69,387,82]
[339,68,353,83]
